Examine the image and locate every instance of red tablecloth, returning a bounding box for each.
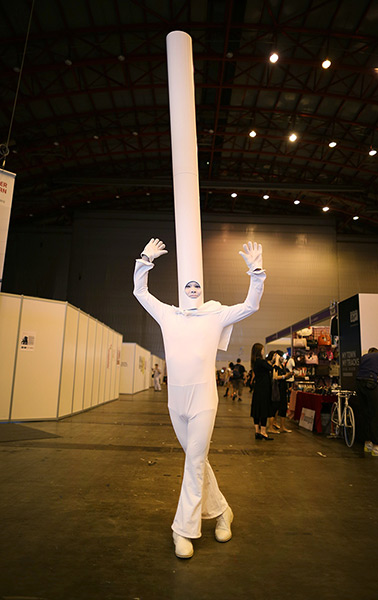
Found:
[294,392,335,433]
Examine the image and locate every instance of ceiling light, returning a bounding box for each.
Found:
[294,199,300,205]
[369,148,377,156]
[263,194,269,200]
[115,195,120,199]
[146,192,150,196]
[53,141,60,146]
[64,59,73,66]
[29,213,33,217]
[132,131,138,136]
[118,55,125,61]
[86,200,91,204]
[13,66,20,73]
[353,216,359,221]
[208,129,214,134]
[61,205,65,209]
[322,206,330,212]
[322,59,331,69]
[269,52,279,63]
[93,135,99,140]
[329,141,337,148]
[249,130,257,138]
[289,133,297,142]
[226,51,233,59]
[231,192,237,198]
[206,161,210,165]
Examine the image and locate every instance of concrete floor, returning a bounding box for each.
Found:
[0,387,377,600]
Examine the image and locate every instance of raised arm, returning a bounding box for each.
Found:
[133,238,168,324]
[219,241,266,327]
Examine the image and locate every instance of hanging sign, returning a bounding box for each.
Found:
[0,168,16,290]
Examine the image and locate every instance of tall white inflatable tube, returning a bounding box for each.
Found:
[166,31,204,310]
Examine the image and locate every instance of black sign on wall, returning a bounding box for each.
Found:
[338,294,361,390]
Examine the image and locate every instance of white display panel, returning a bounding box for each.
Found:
[83,317,96,409]
[98,326,109,404]
[120,343,136,394]
[58,304,79,417]
[11,297,66,420]
[91,323,103,406]
[72,311,89,414]
[133,344,151,393]
[0,293,21,420]
[114,333,122,398]
[105,329,115,401]
[359,294,378,355]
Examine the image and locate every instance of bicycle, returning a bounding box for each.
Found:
[329,389,356,447]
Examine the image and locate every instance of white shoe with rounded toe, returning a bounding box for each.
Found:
[172,532,194,558]
[215,506,234,542]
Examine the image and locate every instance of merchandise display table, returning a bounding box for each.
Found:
[294,392,335,433]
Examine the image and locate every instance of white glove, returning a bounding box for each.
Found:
[140,238,168,262]
[239,241,263,271]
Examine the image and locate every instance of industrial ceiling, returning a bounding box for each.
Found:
[1,0,378,234]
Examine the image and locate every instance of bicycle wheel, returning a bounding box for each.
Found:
[330,402,340,437]
[344,405,355,447]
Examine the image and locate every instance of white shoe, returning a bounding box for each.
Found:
[172,532,194,558]
[371,446,378,457]
[215,506,234,542]
[364,441,373,453]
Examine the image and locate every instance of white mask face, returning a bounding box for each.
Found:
[184,280,202,299]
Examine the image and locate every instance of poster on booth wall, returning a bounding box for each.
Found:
[338,294,361,390]
[20,331,36,351]
[299,408,315,431]
[0,168,16,290]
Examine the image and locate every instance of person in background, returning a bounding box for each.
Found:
[272,351,292,432]
[153,363,162,391]
[231,358,246,402]
[356,347,378,456]
[250,343,273,440]
[223,362,234,397]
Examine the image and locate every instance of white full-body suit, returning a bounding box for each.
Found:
[133,244,266,539]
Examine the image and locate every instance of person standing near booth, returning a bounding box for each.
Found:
[356,347,378,456]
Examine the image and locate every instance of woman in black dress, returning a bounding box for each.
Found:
[250,343,274,440]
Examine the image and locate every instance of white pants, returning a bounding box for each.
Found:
[169,407,228,539]
[154,376,161,391]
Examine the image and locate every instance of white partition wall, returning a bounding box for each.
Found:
[359,294,378,355]
[120,343,152,394]
[0,294,21,420]
[83,317,97,410]
[58,304,79,418]
[91,323,103,406]
[0,292,122,422]
[11,297,67,420]
[120,343,136,394]
[72,311,89,414]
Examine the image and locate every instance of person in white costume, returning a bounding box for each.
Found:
[133,238,266,558]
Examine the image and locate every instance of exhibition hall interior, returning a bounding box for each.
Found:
[0,1,377,599]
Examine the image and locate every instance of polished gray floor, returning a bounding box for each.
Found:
[0,386,377,600]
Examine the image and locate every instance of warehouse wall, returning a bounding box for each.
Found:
[3,212,378,365]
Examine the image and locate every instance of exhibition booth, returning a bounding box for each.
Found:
[266,293,378,436]
[0,292,123,422]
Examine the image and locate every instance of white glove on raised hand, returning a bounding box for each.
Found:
[239,241,263,271]
[140,238,168,262]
